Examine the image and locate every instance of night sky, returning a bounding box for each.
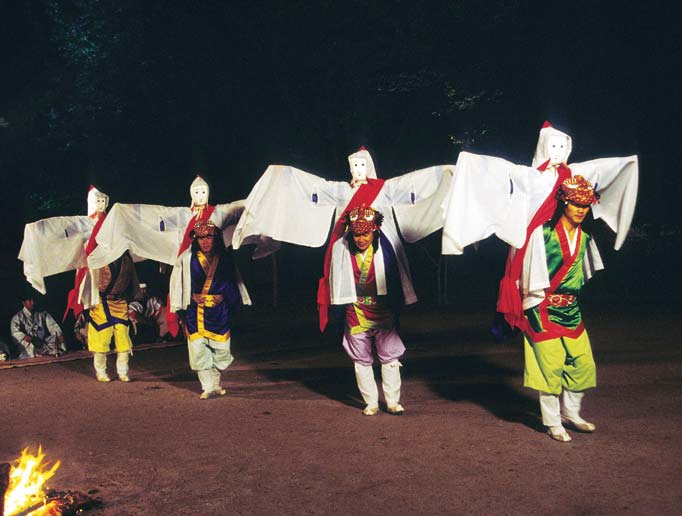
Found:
[1,1,680,321]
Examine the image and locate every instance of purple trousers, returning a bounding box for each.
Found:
[342,328,406,366]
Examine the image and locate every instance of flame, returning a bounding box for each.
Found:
[4,446,60,516]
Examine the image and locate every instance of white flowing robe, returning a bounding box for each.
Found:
[87,202,252,312]
[233,163,455,306]
[18,215,95,295]
[442,151,639,255]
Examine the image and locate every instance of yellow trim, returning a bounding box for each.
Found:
[350,304,372,335]
[355,245,374,291]
[189,328,230,343]
[89,299,129,325]
[350,246,376,335]
[195,251,222,340]
[200,294,220,307]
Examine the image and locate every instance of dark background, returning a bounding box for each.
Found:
[1,1,680,341]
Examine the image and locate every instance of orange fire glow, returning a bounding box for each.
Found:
[3,446,60,516]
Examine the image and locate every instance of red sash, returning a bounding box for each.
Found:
[496,161,571,331]
[166,204,216,337]
[317,179,385,331]
[526,221,585,342]
[63,212,106,320]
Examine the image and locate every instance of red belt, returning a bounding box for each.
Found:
[546,293,576,307]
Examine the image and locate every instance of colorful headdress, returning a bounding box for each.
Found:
[347,205,383,235]
[192,220,218,238]
[556,175,599,206]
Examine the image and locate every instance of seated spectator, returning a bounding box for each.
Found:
[10,295,66,358]
[128,283,169,344]
[73,310,89,349]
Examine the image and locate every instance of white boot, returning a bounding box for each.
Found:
[381,360,404,415]
[116,352,130,382]
[561,389,596,432]
[354,363,379,415]
[539,391,570,442]
[93,353,110,382]
[197,369,214,399]
[211,367,226,396]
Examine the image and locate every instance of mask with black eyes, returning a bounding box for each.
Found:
[347,147,378,188]
[347,205,383,235]
[87,186,109,217]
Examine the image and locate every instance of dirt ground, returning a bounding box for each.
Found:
[1,304,681,515]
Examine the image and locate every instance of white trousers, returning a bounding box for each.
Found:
[539,389,586,427]
[354,360,402,408]
[197,367,223,393]
[93,352,130,378]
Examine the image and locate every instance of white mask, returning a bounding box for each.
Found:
[350,157,368,184]
[94,195,107,213]
[190,176,210,208]
[347,147,378,187]
[87,186,109,217]
[546,134,570,166]
[531,122,573,169]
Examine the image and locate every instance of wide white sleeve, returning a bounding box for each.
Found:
[232,165,340,253]
[18,215,94,294]
[80,267,101,310]
[520,226,550,310]
[169,250,191,313]
[386,164,456,243]
[89,203,193,268]
[442,152,533,254]
[583,236,605,281]
[328,237,357,305]
[570,156,639,250]
[213,200,279,260]
[210,200,245,238]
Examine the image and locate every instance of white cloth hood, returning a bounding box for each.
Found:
[531,122,573,169]
[87,186,109,217]
[347,148,378,180]
[190,175,210,209]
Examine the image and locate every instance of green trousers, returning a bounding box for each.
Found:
[524,330,596,395]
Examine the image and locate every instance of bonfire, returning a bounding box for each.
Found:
[1,447,101,516]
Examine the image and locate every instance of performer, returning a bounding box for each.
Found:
[521,176,604,442]
[176,220,241,399]
[233,147,454,331]
[88,252,140,382]
[335,206,407,415]
[441,121,638,331]
[86,175,252,338]
[10,295,65,358]
[233,147,452,413]
[17,185,139,379]
[19,185,109,304]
